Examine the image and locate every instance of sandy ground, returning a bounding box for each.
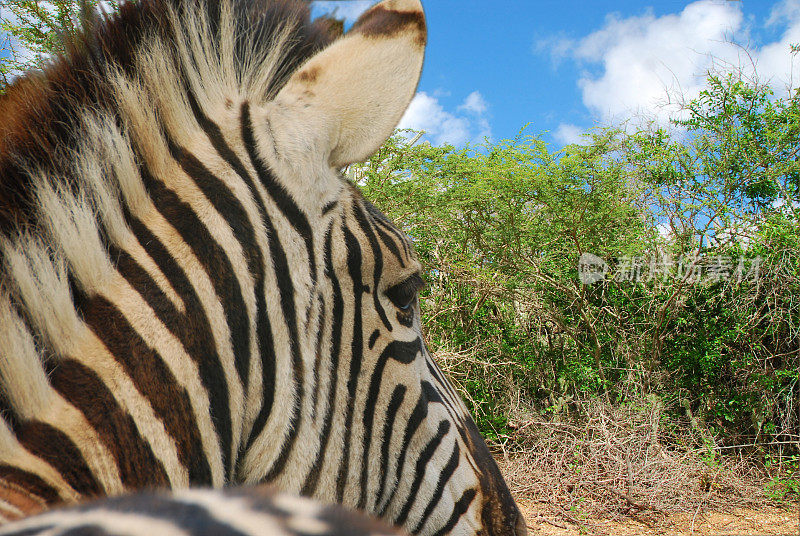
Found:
[518,498,800,536]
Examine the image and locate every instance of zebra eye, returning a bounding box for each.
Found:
[385,273,425,311]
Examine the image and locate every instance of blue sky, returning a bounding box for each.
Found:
[314,0,800,148]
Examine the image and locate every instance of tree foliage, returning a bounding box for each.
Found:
[349,71,799,460]
[1,0,110,86]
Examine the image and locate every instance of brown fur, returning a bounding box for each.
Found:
[0,0,342,237]
[49,359,171,490]
[350,6,426,48]
[0,478,49,520]
[298,67,320,83]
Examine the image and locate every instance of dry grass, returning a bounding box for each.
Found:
[493,398,779,527]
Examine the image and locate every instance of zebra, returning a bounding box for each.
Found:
[0,486,403,536]
[0,0,526,534]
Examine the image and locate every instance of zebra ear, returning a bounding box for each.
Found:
[270,0,426,168]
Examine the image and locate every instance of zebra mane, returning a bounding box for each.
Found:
[0,0,343,235]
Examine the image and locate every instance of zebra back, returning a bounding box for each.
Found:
[0,486,403,536]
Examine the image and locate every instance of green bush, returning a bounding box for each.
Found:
[350,72,799,467]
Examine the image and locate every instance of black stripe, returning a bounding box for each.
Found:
[424,358,474,449]
[411,441,461,533]
[0,465,61,505]
[241,102,317,285]
[138,165,240,478]
[99,495,250,536]
[425,356,460,405]
[15,422,102,497]
[301,224,343,496]
[50,358,170,489]
[377,381,443,515]
[368,211,405,268]
[368,205,412,260]
[368,329,380,350]
[243,313,277,453]
[394,420,451,525]
[259,210,305,480]
[180,85,278,456]
[424,358,456,401]
[303,294,315,334]
[322,200,338,215]
[77,287,213,485]
[357,339,421,510]
[432,488,477,536]
[352,203,392,331]
[335,222,365,503]
[164,136,254,392]
[310,294,326,422]
[58,525,115,536]
[374,384,406,512]
[425,356,465,417]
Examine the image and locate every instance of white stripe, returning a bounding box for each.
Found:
[174,489,292,536]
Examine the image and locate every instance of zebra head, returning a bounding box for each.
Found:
[235,2,525,534]
[0,0,524,534]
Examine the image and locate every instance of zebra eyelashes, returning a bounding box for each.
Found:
[385,273,425,311]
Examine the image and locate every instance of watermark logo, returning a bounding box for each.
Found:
[578,253,609,285]
[579,254,762,285]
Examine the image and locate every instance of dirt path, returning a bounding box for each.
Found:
[518,499,800,535]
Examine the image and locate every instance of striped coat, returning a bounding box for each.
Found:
[0,0,525,534]
[0,486,403,536]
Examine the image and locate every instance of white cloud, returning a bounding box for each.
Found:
[311,1,374,25]
[767,0,800,26]
[459,91,488,114]
[575,1,745,126]
[554,123,585,145]
[754,0,800,95]
[543,0,800,129]
[399,91,491,146]
[534,35,573,67]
